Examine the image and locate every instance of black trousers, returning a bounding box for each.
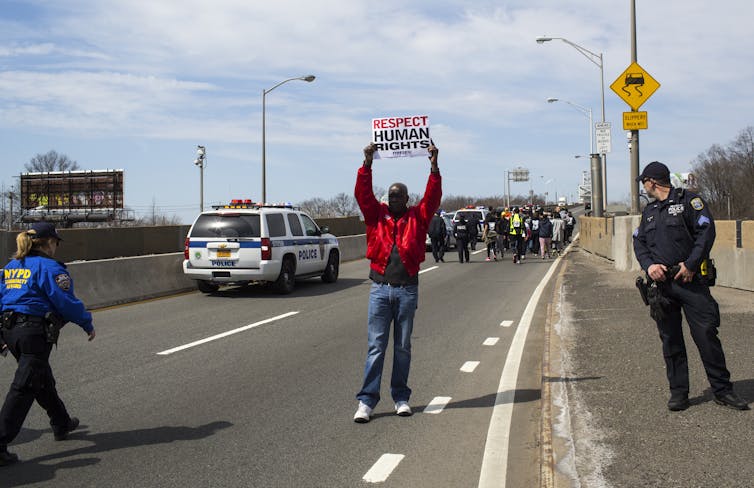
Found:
[510,235,524,260]
[654,279,732,396]
[430,237,445,262]
[0,323,71,448]
[456,237,470,262]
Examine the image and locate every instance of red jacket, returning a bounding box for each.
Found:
[355,166,442,277]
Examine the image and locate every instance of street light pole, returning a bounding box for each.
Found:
[262,75,316,203]
[194,145,206,212]
[537,36,607,209]
[548,98,602,216]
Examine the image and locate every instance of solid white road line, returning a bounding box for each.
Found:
[461,361,480,373]
[363,454,405,483]
[500,320,514,328]
[483,337,500,346]
[424,396,452,414]
[477,256,561,488]
[472,249,486,255]
[156,311,300,355]
[419,266,439,274]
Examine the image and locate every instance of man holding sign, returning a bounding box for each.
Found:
[353,141,441,423]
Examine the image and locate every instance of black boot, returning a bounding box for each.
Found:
[53,417,80,441]
[0,449,19,467]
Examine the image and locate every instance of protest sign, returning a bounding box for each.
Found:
[371,115,430,159]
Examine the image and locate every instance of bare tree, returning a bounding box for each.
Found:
[25,150,80,172]
[331,192,358,217]
[692,126,754,220]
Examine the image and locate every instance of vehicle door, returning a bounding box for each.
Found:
[299,213,327,273]
[265,213,288,267]
[286,212,312,275]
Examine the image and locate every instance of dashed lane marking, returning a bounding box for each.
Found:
[461,361,480,373]
[472,249,486,255]
[483,337,500,346]
[156,311,300,355]
[419,266,439,274]
[363,454,405,483]
[424,396,452,414]
[500,320,514,327]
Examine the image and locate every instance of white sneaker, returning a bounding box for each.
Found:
[395,401,412,417]
[354,401,373,423]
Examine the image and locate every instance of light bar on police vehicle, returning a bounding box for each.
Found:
[210,199,298,210]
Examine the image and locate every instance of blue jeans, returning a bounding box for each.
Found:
[357,283,418,409]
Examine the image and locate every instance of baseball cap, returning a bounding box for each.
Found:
[636,161,670,182]
[29,222,63,240]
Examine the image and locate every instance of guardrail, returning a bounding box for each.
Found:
[579,216,754,291]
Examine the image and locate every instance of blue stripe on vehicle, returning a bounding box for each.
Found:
[188,241,261,248]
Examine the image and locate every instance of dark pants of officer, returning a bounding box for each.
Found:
[456,237,470,262]
[430,236,445,262]
[654,279,733,396]
[0,321,72,448]
[469,234,478,251]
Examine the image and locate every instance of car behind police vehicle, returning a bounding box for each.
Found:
[183,200,340,294]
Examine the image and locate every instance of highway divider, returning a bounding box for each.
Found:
[68,234,367,309]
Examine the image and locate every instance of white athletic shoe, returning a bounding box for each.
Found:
[395,401,413,417]
[354,401,373,423]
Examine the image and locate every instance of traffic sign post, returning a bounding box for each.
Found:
[610,62,660,111]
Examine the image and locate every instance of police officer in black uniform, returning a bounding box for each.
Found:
[633,162,749,412]
[0,222,96,466]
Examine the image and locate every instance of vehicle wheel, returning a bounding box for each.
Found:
[274,258,296,294]
[321,250,340,283]
[197,281,219,293]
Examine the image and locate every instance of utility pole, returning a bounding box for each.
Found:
[629,0,641,214]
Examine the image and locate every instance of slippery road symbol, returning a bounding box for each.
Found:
[622,72,645,96]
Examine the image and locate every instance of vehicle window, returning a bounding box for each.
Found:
[266,213,286,237]
[456,211,483,221]
[300,214,320,236]
[190,214,261,238]
[287,213,304,236]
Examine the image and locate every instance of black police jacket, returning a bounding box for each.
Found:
[633,187,715,273]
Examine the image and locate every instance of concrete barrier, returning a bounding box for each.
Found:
[64,234,367,310]
[68,253,196,309]
[579,216,754,291]
[337,234,366,263]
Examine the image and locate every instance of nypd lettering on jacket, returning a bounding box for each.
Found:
[633,188,715,273]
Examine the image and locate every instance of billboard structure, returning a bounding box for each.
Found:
[20,170,133,225]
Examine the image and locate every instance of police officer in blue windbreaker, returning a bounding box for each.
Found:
[633,162,748,413]
[0,222,95,466]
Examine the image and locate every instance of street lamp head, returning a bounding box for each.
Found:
[536,37,552,44]
[302,75,316,82]
[546,98,558,103]
[196,145,206,157]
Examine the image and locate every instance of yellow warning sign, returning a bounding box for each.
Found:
[623,111,648,130]
[610,62,660,111]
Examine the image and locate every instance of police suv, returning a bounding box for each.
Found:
[183,200,340,294]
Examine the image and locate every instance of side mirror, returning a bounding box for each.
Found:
[320,226,330,234]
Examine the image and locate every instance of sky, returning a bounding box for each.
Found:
[1,0,753,224]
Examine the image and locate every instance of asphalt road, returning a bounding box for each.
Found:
[0,248,559,487]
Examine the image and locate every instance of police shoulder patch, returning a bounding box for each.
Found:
[690,197,704,210]
[55,273,71,291]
